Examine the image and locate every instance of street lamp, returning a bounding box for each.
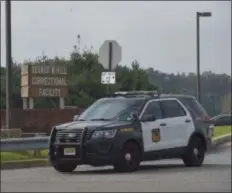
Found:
[5,0,12,130]
[196,11,212,103]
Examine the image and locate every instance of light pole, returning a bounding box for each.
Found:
[196,11,212,103]
[5,0,12,130]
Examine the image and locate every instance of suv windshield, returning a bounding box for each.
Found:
[78,98,144,121]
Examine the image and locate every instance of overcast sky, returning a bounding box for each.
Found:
[1,1,231,74]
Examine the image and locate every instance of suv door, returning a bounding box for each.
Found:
[139,100,164,152]
[159,99,195,149]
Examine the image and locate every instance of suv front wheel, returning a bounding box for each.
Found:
[114,141,141,172]
[51,161,78,173]
[182,136,206,167]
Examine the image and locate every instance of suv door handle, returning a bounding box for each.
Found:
[160,123,166,126]
[185,119,191,123]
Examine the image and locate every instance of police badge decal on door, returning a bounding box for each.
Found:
[152,128,161,143]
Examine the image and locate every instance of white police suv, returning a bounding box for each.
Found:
[48,91,213,173]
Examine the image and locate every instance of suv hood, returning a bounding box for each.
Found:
[55,120,131,131]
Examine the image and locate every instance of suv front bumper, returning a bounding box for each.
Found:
[48,138,121,166]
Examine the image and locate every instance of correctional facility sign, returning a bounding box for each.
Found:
[21,64,68,98]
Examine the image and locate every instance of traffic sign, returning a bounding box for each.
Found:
[101,72,116,84]
[98,40,122,70]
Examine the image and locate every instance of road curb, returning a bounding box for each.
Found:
[1,134,231,170]
[212,133,231,146]
[1,159,50,170]
[208,133,231,152]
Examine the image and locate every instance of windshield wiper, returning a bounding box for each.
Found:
[90,118,112,121]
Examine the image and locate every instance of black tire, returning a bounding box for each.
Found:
[182,136,206,167]
[114,141,141,173]
[51,161,78,173]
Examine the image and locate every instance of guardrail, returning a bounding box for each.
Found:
[1,137,49,152]
[21,132,48,138]
[1,134,231,153]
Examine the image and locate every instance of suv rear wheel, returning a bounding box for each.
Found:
[182,136,206,167]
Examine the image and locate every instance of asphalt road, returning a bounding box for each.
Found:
[1,142,231,192]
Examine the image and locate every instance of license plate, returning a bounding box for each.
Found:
[63,148,76,156]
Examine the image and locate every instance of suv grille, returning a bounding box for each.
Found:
[55,129,83,143]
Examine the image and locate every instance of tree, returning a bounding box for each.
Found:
[0,38,231,114]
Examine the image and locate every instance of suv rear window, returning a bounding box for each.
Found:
[179,98,208,118]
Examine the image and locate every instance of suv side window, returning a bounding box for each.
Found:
[142,101,162,120]
[160,100,186,118]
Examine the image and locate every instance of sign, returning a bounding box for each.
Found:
[21,86,68,98]
[101,72,116,84]
[21,65,67,76]
[31,65,67,75]
[21,65,68,98]
[98,40,122,70]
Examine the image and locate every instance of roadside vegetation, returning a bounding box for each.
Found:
[213,125,231,138]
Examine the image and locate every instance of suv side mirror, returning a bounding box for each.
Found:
[131,111,139,120]
[141,114,156,122]
[73,115,79,121]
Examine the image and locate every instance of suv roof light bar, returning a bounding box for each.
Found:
[113,90,160,98]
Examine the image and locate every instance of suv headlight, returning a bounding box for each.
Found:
[92,129,117,139]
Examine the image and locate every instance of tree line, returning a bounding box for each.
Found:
[0,44,231,117]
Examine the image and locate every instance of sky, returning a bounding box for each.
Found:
[0,1,231,75]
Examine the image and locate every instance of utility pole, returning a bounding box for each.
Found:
[5,0,12,130]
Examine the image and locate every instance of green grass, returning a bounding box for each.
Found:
[0,149,48,163]
[1,125,231,163]
[213,125,231,138]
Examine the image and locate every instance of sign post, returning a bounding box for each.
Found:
[99,40,122,95]
[108,42,113,94]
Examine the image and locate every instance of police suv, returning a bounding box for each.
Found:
[48,91,214,173]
